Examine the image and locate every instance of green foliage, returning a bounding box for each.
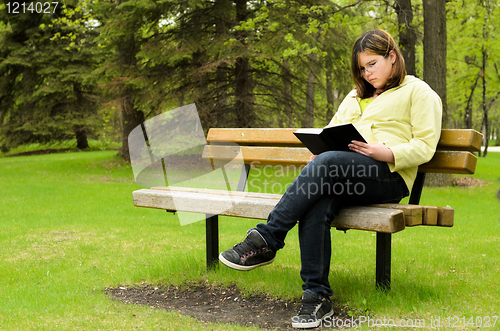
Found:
[447,0,500,132]
[0,0,499,154]
[0,0,105,151]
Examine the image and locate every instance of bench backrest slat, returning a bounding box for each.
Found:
[418,151,477,174]
[207,128,302,146]
[203,128,481,175]
[202,145,478,174]
[437,129,482,152]
[207,128,482,152]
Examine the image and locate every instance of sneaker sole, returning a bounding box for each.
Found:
[219,253,275,271]
[291,308,334,329]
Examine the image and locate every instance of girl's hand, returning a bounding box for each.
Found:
[309,154,317,162]
[348,141,395,163]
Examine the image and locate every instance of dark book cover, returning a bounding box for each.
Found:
[293,123,367,155]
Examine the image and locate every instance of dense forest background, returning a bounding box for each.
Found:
[0,0,499,161]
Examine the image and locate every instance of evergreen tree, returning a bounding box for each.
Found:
[0,2,46,151]
[0,0,103,151]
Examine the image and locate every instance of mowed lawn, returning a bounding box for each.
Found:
[0,150,499,330]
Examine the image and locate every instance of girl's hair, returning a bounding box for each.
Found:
[351,29,406,98]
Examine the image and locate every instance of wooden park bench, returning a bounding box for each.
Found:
[132,128,482,289]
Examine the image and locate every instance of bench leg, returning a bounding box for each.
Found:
[376,232,391,290]
[206,214,219,270]
[409,172,426,205]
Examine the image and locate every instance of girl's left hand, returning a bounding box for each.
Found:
[348,141,395,163]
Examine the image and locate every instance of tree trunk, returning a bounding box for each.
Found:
[234,56,254,127]
[480,54,488,157]
[423,0,447,127]
[480,0,491,157]
[395,0,416,76]
[117,93,144,162]
[282,57,293,127]
[117,43,144,161]
[214,0,229,122]
[114,0,142,162]
[487,91,500,144]
[325,57,335,121]
[304,53,317,128]
[423,0,449,185]
[74,127,89,150]
[464,70,481,129]
[116,91,143,163]
[233,0,254,128]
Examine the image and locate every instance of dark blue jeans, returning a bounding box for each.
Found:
[255,151,409,298]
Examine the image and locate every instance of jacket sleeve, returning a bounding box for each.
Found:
[388,89,442,172]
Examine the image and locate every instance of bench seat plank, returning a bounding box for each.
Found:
[151,186,283,200]
[133,188,278,219]
[133,187,406,233]
[437,206,454,227]
[368,204,423,226]
[142,187,453,228]
[422,206,438,225]
[334,206,405,233]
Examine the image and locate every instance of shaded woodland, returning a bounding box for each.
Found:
[1,0,499,160]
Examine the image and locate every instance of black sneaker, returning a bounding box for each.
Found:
[291,292,333,329]
[219,229,276,271]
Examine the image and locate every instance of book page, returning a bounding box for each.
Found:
[294,128,323,134]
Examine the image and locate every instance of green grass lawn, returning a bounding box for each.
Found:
[0,150,499,330]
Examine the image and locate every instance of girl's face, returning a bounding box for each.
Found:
[358,51,396,92]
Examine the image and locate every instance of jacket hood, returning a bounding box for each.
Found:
[399,75,420,87]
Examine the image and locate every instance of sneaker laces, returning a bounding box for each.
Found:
[232,234,269,259]
[297,295,325,316]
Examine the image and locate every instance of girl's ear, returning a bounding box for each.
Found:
[389,50,397,64]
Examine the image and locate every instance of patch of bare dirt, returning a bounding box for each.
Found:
[106,282,352,330]
[454,177,490,187]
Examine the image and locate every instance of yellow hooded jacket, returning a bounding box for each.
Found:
[325,75,443,192]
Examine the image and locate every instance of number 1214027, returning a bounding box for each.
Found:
[6,2,59,14]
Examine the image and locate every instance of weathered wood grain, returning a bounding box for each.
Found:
[207,128,482,152]
[203,145,477,174]
[368,204,423,226]
[437,206,454,227]
[437,129,482,152]
[134,188,406,233]
[418,151,477,174]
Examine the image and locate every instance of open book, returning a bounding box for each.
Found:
[293,123,367,155]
